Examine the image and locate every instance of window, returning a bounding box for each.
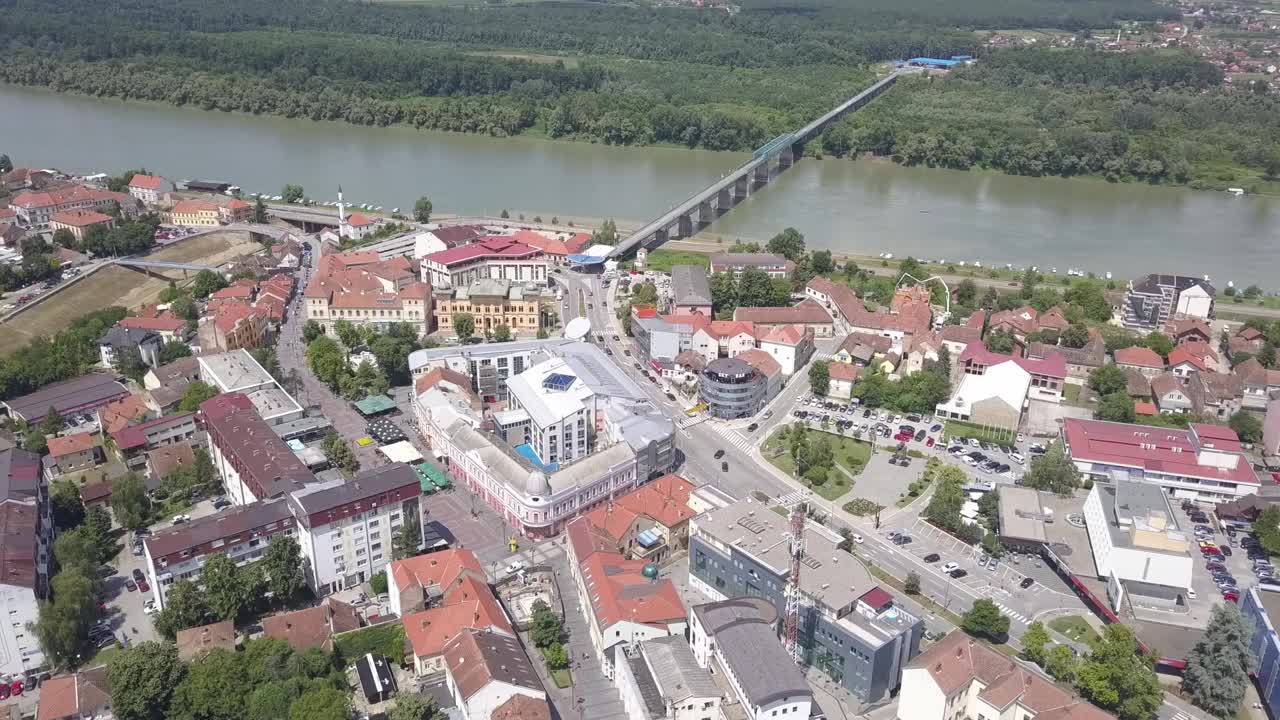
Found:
[356,548,367,556]
[332,544,343,553]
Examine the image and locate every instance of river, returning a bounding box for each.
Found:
[4,84,1278,287]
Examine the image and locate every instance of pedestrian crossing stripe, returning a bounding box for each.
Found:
[993,601,1030,624]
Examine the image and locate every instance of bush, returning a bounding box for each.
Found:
[370,571,388,596]
[842,498,883,516]
[333,624,405,664]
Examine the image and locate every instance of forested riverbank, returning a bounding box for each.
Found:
[3,0,1273,188]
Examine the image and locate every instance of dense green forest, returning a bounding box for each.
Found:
[1,0,1271,186]
[823,50,1280,187]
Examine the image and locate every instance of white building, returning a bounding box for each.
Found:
[420,236,547,289]
[127,174,175,206]
[935,360,1030,433]
[0,448,48,679]
[409,338,574,404]
[443,630,549,720]
[1083,481,1194,601]
[502,356,599,466]
[613,636,721,720]
[755,324,815,376]
[198,349,303,425]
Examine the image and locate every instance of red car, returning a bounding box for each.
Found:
[137,579,150,593]
[1202,547,1223,557]
[1223,590,1240,602]
[926,437,935,448]
[0,683,9,699]
[10,680,22,696]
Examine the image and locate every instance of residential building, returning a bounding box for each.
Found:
[733,299,834,337]
[35,668,112,720]
[199,393,315,506]
[442,630,549,720]
[897,632,1113,720]
[579,474,696,564]
[1151,373,1195,415]
[834,332,892,367]
[736,349,783,407]
[175,620,236,661]
[1243,587,1280,718]
[0,448,49,678]
[959,341,1066,403]
[756,324,814,376]
[146,443,196,483]
[987,305,1070,341]
[304,252,432,338]
[3,167,53,192]
[939,311,984,356]
[1189,371,1244,421]
[200,301,271,352]
[11,184,130,229]
[1168,343,1216,376]
[687,597,813,720]
[0,208,18,229]
[688,498,923,703]
[126,174,174,206]
[408,338,574,404]
[1062,417,1259,502]
[500,354,606,466]
[116,315,187,343]
[387,548,485,617]
[1027,331,1105,384]
[143,357,200,413]
[415,342,675,538]
[1115,346,1165,377]
[936,361,1030,434]
[1165,317,1213,346]
[219,198,253,224]
[1231,327,1267,357]
[98,326,163,369]
[1236,357,1280,411]
[709,253,793,279]
[433,278,541,337]
[1083,481,1193,602]
[827,361,859,400]
[168,200,221,227]
[613,635,720,720]
[1123,274,1215,330]
[110,412,198,469]
[143,497,296,610]
[339,211,379,241]
[49,209,114,243]
[565,517,686,678]
[96,394,153,437]
[198,349,303,425]
[261,597,361,652]
[805,276,861,328]
[411,225,486,259]
[699,357,768,419]
[671,265,712,317]
[421,236,547,289]
[398,557,513,675]
[1265,393,1280,460]
[288,462,423,594]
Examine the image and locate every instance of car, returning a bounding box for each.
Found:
[1029,443,1047,454]
[1020,577,1035,589]
[1186,588,1197,599]
[851,534,864,544]
[96,634,115,648]
[1017,433,1026,443]
[172,514,191,524]
[623,349,631,356]
[505,560,526,575]
[11,680,23,696]
[0,683,9,700]
[132,527,151,537]
[143,601,157,615]
[963,456,979,466]
[894,535,913,545]
[137,579,150,593]
[986,558,998,571]
[924,553,941,563]
[1223,591,1240,602]
[747,423,759,432]
[633,362,642,371]
[612,335,620,341]
[721,461,729,472]
[131,568,144,582]
[914,430,926,442]
[1206,562,1227,573]
[1222,546,1233,556]
[930,424,943,433]
[125,579,137,592]
[941,562,959,573]
[763,410,773,419]
[131,542,144,556]
[950,569,968,579]
[23,675,36,692]
[1009,452,1025,464]
[714,449,725,459]
[926,437,935,447]
[968,438,981,448]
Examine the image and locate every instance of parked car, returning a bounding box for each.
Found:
[1223,591,1240,602]
[714,449,725,459]
[125,580,137,592]
[941,562,959,573]
[924,553,940,563]
[914,430,926,442]
[1020,577,1035,589]
[950,569,968,579]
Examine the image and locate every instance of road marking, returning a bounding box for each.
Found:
[993,601,1031,625]
[706,423,757,454]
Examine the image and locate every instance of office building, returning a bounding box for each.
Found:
[198,349,303,425]
[409,338,573,404]
[0,448,48,678]
[1123,274,1215,330]
[433,278,542,337]
[614,635,720,720]
[421,236,547,289]
[1083,481,1193,602]
[699,358,768,419]
[199,393,315,506]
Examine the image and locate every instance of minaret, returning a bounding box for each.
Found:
[336,185,347,236]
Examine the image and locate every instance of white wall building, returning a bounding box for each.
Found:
[614,636,721,720]
[443,630,549,720]
[1083,481,1193,598]
[198,349,304,425]
[0,448,49,679]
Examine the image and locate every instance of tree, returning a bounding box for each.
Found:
[981,530,1003,558]
[530,600,563,648]
[1096,392,1135,423]
[322,432,360,476]
[1062,324,1090,348]
[390,693,442,720]
[171,649,250,720]
[810,249,834,276]
[1046,644,1079,683]
[765,227,806,261]
[1229,411,1263,444]
[288,688,349,720]
[263,535,307,603]
[1088,364,1129,397]
[281,184,305,204]
[924,466,967,531]
[306,336,350,390]
[49,478,86,530]
[0,153,11,173]
[169,294,197,321]
[191,269,228,299]
[452,313,475,340]
[1021,621,1051,666]
[178,381,219,412]
[154,579,214,639]
[492,323,513,342]
[500,209,510,219]
[332,318,361,348]
[202,553,258,621]
[1182,603,1255,717]
[985,329,1017,353]
[253,196,268,224]
[592,219,618,245]
[1144,331,1173,358]
[108,641,186,720]
[1076,624,1163,720]
[1021,443,1081,496]
[413,196,433,223]
[956,278,978,306]
[53,527,105,578]
[110,472,152,530]
[302,320,323,343]
[904,572,921,595]
[808,360,830,397]
[32,570,99,669]
[159,340,192,364]
[544,642,569,670]
[1257,506,1280,556]
[961,599,1010,642]
[392,507,422,560]
[52,228,77,248]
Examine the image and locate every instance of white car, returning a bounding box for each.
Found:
[1017,433,1026,443]
[851,533,864,544]
[1009,452,1025,464]
[941,562,960,573]
[963,456,978,466]
[143,600,157,615]
[1185,588,1197,600]
[505,560,526,575]
[969,438,982,448]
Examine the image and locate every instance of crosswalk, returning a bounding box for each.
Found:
[813,350,834,362]
[992,600,1031,625]
[677,415,707,429]
[706,422,758,454]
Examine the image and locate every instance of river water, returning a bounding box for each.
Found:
[4,84,1278,287]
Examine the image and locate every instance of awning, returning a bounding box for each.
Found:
[379,441,423,464]
[635,529,662,549]
[417,463,450,491]
[353,394,396,416]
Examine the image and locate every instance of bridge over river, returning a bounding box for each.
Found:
[609,71,903,259]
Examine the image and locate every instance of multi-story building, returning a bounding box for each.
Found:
[288,463,423,594]
[109,412,199,468]
[670,265,712,317]
[1062,417,1260,502]
[755,324,814,376]
[304,252,432,338]
[688,498,923,703]
[578,473,696,564]
[143,497,296,610]
[33,668,112,720]
[614,635,721,720]
[168,200,221,227]
[442,629,550,720]
[420,237,547,289]
[127,174,175,206]
[199,393,315,506]
[709,253,793,279]
[415,342,675,538]
[699,357,768,419]
[98,326,163,369]
[733,300,834,338]
[1123,274,1215,330]
[198,349,304,425]
[219,198,253,224]
[0,448,49,678]
[1242,587,1280,718]
[433,279,541,338]
[49,209,114,244]
[10,184,130,229]
[200,302,271,352]
[408,338,573,404]
[1082,481,1193,602]
[959,341,1066,403]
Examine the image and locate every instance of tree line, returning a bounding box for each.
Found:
[0,306,127,401]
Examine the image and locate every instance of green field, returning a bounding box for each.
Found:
[761,427,870,501]
[943,420,1017,446]
[632,249,711,273]
[1049,615,1099,643]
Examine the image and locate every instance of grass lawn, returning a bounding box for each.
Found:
[1064,384,1082,406]
[761,428,870,501]
[550,668,572,688]
[84,642,122,669]
[1048,615,1099,644]
[944,420,1016,447]
[626,249,710,273]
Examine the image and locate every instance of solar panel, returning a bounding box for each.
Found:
[542,373,576,391]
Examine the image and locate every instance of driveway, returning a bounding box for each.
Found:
[1024,398,1090,436]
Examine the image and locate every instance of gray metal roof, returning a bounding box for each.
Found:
[642,636,718,705]
[408,338,572,373]
[672,264,712,307]
[289,462,420,520]
[712,613,811,709]
[1,373,129,421]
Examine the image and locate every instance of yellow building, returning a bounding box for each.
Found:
[434,278,541,336]
[168,200,221,227]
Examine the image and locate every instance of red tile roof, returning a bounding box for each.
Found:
[46,431,97,458]
[807,276,863,322]
[759,324,808,346]
[828,362,860,381]
[1062,417,1257,486]
[175,620,236,661]
[128,174,166,190]
[490,694,552,720]
[345,212,375,227]
[262,598,361,652]
[582,503,639,544]
[1115,346,1164,368]
[172,199,219,214]
[580,552,685,630]
[13,185,123,210]
[1167,345,1207,372]
[1135,401,1157,416]
[98,394,151,434]
[0,503,37,590]
[736,348,782,379]
[615,474,695,527]
[118,315,186,333]
[425,236,542,266]
[225,198,250,210]
[199,393,315,499]
[390,548,484,599]
[403,574,513,659]
[960,341,1067,379]
[210,285,254,300]
[50,208,112,227]
[734,299,831,325]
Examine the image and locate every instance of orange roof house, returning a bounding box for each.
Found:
[581,474,696,562]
